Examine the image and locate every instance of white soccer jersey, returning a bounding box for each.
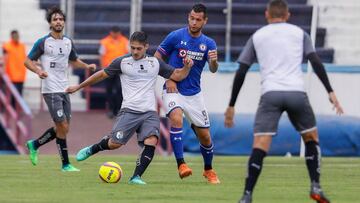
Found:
[104,54,174,112]
[28,34,78,93]
[238,22,315,95]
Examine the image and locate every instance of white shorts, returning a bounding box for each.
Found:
[162,90,210,128]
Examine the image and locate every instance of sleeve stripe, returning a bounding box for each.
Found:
[157,47,168,56]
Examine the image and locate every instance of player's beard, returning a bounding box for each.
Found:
[52,25,64,33]
[189,26,202,35]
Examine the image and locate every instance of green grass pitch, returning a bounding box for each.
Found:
[0,155,359,203]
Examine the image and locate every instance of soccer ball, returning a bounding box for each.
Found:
[98,162,123,183]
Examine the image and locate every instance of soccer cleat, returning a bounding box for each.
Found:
[62,164,80,172]
[26,140,38,166]
[203,169,220,184]
[128,175,146,185]
[76,146,92,161]
[310,183,331,203]
[238,193,252,203]
[178,163,193,179]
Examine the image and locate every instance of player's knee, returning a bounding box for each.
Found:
[144,136,158,146]
[169,109,183,127]
[302,129,319,143]
[253,135,272,152]
[195,128,212,145]
[108,139,122,149]
[55,121,69,136]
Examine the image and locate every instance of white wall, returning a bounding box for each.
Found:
[156,71,360,118]
[308,0,360,65]
[0,0,48,49]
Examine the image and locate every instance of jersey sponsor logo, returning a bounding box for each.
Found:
[178,49,205,61]
[116,131,124,140]
[138,64,148,73]
[57,109,64,117]
[199,43,207,51]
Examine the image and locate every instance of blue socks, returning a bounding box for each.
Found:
[170,127,185,166]
[200,143,214,170]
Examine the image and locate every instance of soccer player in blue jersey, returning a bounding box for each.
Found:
[24,7,96,172]
[154,3,220,184]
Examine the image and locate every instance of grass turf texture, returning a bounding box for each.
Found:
[0,155,359,203]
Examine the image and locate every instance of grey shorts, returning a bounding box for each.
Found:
[254,91,316,136]
[110,108,160,145]
[43,93,71,123]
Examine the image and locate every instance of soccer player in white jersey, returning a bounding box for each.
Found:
[224,1,343,202]
[24,7,96,172]
[67,31,194,185]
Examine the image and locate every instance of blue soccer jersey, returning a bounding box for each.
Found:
[157,27,217,96]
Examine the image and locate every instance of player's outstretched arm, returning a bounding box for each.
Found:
[70,58,97,72]
[24,57,48,79]
[307,53,344,115]
[169,57,194,82]
[66,70,109,94]
[224,63,251,128]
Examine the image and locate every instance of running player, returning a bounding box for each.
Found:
[154,3,220,184]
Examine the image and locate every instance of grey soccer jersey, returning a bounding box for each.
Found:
[28,34,78,93]
[238,23,315,95]
[104,54,174,112]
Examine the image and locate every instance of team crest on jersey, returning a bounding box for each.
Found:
[116,131,124,139]
[179,49,187,58]
[199,43,207,51]
[57,109,64,117]
[169,101,176,108]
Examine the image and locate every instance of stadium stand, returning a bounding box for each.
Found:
[38,0,335,110]
[40,0,334,62]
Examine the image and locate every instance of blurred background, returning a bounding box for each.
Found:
[0,0,359,157]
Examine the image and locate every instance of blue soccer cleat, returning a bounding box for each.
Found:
[128,175,146,185]
[76,146,92,161]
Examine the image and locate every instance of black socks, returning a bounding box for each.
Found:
[244,148,267,195]
[33,127,56,149]
[132,145,156,178]
[90,137,111,155]
[56,138,69,166]
[305,141,321,184]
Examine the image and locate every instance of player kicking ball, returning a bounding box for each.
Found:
[66,31,194,185]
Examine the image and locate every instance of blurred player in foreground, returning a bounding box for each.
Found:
[224,0,343,202]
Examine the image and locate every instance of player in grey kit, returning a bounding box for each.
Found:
[224,1,343,202]
[25,7,96,172]
[67,31,194,184]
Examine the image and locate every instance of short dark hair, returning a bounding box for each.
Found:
[191,3,207,18]
[110,26,121,33]
[267,0,289,18]
[46,7,66,23]
[130,31,148,45]
[10,30,18,35]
